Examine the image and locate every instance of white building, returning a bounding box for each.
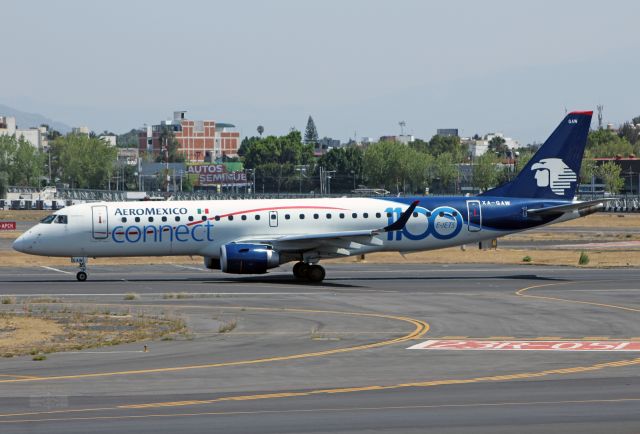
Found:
[0,116,46,148]
[466,139,489,157]
[100,134,117,146]
[485,132,519,149]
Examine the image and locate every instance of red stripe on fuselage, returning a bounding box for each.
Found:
[110,205,350,235]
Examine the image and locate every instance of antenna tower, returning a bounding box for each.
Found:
[597,105,603,129]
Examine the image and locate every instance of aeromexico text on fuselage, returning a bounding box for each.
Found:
[107,197,563,245]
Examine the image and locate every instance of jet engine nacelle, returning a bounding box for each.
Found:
[220,243,280,274]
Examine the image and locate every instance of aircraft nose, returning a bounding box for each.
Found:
[12,232,32,253]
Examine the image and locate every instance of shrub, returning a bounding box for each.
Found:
[522,256,532,263]
[579,251,590,265]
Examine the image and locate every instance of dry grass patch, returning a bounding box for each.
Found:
[0,305,187,358]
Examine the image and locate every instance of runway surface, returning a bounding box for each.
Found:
[0,263,639,433]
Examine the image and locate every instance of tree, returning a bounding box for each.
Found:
[433,152,458,194]
[596,161,624,194]
[304,116,318,146]
[117,129,141,147]
[580,150,597,183]
[257,125,264,137]
[472,153,498,192]
[157,125,184,162]
[428,135,467,162]
[50,133,117,189]
[587,129,633,157]
[0,135,43,187]
[317,146,365,192]
[488,136,509,155]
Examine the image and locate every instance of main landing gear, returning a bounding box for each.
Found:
[292,262,326,283]
[72,257,88,281]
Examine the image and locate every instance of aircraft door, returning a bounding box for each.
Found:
[92,205,109,239]
[466,200,481,232]
[269,210,278,228]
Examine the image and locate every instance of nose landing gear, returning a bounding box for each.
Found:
[72,257,88,281]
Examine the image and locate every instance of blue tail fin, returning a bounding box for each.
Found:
[480,111,592,200]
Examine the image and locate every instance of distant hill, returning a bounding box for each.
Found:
[0,104,71,133]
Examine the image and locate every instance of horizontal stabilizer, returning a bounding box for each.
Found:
[527,199,611,215]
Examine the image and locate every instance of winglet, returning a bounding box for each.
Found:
[383,200,419,232]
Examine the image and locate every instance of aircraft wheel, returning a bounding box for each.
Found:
[292,262,309,279]
[307,265,325,283]
[76,271,88,282]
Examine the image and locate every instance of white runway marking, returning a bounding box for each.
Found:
[39,266,73,275]
[172,264,207,271]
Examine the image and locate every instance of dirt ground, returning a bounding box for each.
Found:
[0,304,187,358]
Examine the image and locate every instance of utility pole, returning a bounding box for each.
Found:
[597,105,604,130]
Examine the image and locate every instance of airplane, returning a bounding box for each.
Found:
[13,111,605,283]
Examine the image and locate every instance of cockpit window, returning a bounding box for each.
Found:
[40,215,56,224]
[55,215,68,224]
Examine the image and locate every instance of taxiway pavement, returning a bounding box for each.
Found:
[0,263,638,433]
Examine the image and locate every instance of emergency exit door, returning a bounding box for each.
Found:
[269,210,278,228]
[92,205,109,239]
[466,200,481,232]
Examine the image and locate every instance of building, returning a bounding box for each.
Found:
[0,116,47,148]
[117,148,139,166]
[316,137,341,155]
[100,134,117,146]
[437,128,459,137]
[485,132,520,149]
[463,138,489,157]
[138,111,240,162]
[72,126,90,135]
[378,134,415,144]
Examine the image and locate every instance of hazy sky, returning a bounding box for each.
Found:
[2,0,639,143]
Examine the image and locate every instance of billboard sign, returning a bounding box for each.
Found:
[187,163,247,186]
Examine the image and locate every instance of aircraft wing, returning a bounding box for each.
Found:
[527,198,612,216]
[233,200,419,254]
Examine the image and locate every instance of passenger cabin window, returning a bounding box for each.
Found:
[339,213,345,219]
[148,217,154,222]
[40,215,56,224]
[326,213,332,219]
[313,213,319,219]
[121,217,127,223]
[255,215,260,220]
[285,214,290,220]
[375,212,381,218]
[175,216,181,222]
[135,217,140,223]
[188,216,194,222]
[228,215,234,221]
[201,215,206,221]
[363,213,369,218]
[299,214,305,219]
[352,213,357,218]
[412,212,418,218]
[162,216,167,222]
[55,215,68,224]
[215,216,220,221]
[241,215,247,221]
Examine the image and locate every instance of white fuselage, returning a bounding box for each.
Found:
[13,197,579,262]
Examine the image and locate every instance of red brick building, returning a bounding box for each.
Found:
[139,111,240,162]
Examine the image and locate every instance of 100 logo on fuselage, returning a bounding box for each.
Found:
[385,206,463,241]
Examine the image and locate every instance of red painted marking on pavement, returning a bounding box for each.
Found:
[408,340,640,351]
